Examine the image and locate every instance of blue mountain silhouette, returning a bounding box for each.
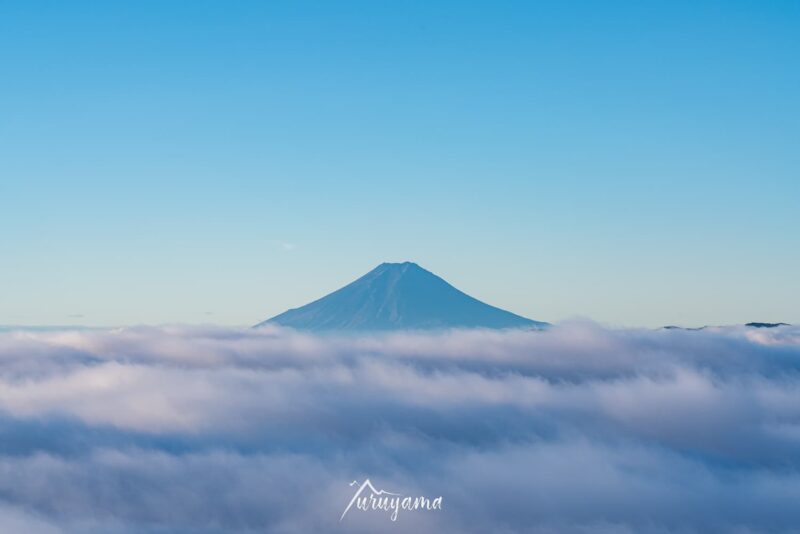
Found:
[256,262,548,331]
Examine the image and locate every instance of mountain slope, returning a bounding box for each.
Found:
[256,262,547,331]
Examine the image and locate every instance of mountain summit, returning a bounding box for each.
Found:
[256,262,548,331]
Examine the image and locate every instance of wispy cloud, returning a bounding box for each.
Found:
[270,240,297,251]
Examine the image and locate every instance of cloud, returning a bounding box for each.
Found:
[0,323,797,532]
[270,240,297,251]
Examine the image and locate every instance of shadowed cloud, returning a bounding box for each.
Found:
[0,323,797,532]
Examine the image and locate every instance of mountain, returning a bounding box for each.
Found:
[662,322,791,331]
[256,262,548,331]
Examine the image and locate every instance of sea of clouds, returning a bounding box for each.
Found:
[0,322,798,533]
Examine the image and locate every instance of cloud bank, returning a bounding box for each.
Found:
[0,322,798,532]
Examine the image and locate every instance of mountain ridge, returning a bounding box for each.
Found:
[256,261,547,331]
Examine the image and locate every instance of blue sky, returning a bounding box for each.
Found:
[1,0,798,327]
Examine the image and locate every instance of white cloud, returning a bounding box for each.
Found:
[0,323,797,531]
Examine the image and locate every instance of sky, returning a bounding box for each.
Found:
[1,0,798,327]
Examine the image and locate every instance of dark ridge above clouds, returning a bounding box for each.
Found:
[257,262,548,331]
[662,322,791,331]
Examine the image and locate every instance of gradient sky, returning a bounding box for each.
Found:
[1,0,798,328]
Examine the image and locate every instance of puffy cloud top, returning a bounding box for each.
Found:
[0,323,798,532]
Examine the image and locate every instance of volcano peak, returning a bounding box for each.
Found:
[257,262,547,332]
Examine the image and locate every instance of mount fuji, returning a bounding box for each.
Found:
[256,262,547,331]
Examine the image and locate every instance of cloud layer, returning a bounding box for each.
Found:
[0,322,798,532]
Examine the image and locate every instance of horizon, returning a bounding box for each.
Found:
[0,259,793,331]
[2,2,798,328]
